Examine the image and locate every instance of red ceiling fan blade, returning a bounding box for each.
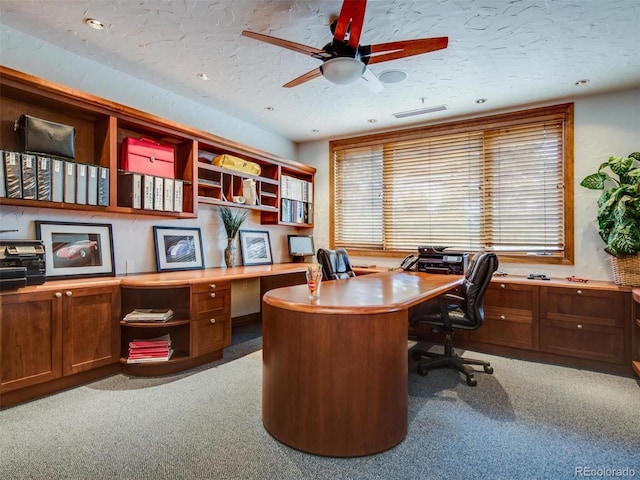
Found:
[333,0,367,49]
[364,37,449,64]
[283,68,323,88]
[242,30,325,57]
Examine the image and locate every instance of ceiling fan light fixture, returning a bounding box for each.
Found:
[320,57,365,85]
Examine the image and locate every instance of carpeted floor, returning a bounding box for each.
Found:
[1,337,639,480]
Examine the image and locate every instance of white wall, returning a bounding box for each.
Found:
[298,88,640,282]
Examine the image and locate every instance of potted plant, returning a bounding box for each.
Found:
[580,151,640,285]
[219,206,247,267]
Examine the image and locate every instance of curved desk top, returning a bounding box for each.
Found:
[263,270,463,314]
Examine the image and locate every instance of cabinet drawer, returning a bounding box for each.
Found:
[192,281,231,293]
[193,291,231,316]
[485,282,538,315]
[540,320,625,364]
[196,316,231,354]
[541,287,626,328]
[470,313,538,350]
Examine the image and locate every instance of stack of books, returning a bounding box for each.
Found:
[127,334,173,364]
[122,308,173,323]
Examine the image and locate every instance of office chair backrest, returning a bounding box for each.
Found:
[458,252,499,326]
[316,248,356,280]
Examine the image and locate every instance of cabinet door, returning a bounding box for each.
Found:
[62,285,120,375]
[470,282,539,350]
[1,290,63,392]
[540,287,628,364]
[193,282,231,355]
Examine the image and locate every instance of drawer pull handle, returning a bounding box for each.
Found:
[210,284,216,290]
[500,315,506,320]
[55,292,62,298]
[576,290,582,295]
[65,291,73,297]
[210,318,216,324]
[577,324,583,329]
[210,293,216,298]
[500,284,506,289]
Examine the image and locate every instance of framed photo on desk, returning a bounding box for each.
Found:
[153,226,204,272]
[239,230,273,266]
[36,220,115,279]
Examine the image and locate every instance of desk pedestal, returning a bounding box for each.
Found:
[262,303,408,457]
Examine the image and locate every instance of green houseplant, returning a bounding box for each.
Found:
[219,206,247,267]
[580,152,640,285]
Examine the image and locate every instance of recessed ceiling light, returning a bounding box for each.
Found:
[196,73,209,81]
[83,18,105,30]
[367,119,378,123]
[476,98,488,104]
[575,79,590,86]
[378,70,408,84]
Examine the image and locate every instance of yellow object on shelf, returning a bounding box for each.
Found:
[212,154,261,176]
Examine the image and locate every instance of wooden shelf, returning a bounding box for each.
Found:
[120,319,190,327]
[0,65,316,223]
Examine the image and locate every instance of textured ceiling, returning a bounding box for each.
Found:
[1,0,639,143]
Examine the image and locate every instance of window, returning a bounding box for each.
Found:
[330,104,574,264]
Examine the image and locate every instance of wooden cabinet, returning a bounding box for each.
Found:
[450,277,633,375]
[61,285,121,375]
[540,286,629,365]
[630,289,639,378]
[1,290,62,393]
[1,282,120,403]
[119,280,232,376]
[192,281,231,355]
[0,66,316,224]
[470,282,539,350]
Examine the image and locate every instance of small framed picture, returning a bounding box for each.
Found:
[239,230,273,266]
[153,226,204,272]
[36,221,115,279]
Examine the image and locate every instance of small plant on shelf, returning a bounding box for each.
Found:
[219,206,247,267]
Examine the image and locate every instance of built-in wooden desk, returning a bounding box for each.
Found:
[261,271,463,457]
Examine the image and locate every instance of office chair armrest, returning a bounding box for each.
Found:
[438,293,465,328]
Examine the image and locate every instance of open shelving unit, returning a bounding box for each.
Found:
[0,66,315,225]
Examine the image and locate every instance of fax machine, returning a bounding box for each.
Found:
[417,246,469,275]
[0,240,46,290]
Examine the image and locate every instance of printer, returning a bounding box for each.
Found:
[417,246,469,275]
[0,240,46,290]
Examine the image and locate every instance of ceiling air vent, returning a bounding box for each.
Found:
[392,104,448,119]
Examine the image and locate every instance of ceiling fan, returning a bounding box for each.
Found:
[241,0,448,91]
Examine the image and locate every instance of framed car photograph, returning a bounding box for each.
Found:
[239,230,273,266]
[36,221,115,279]
[153,226,204,272]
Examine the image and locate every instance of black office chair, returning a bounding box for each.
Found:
[316,248,356,280]
[409,252,499,386]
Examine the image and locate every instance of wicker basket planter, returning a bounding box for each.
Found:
[610,253,640,286]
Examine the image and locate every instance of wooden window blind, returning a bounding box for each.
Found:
[330,104,574,264]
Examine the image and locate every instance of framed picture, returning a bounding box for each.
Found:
[239,230,273,266]
[153,226,204,272]
[36,221,115,279]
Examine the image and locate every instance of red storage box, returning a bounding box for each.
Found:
[121,137,175,178]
